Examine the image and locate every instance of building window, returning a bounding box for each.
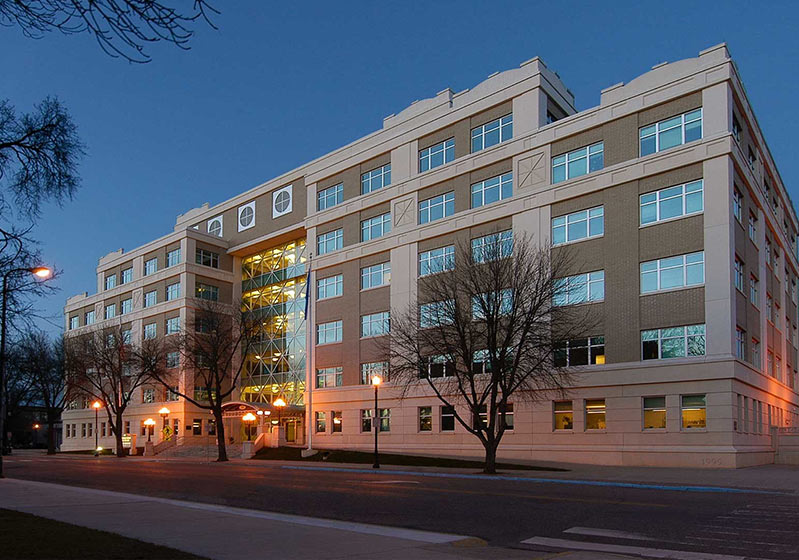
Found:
[195,283,219,301]
[166,282,181,301]
[167,386,180,401]
[317,183,343,211]
[420,138,455,172]
[736,327,746,360]
[441,406,455,432]
[167,248,181,267]
[121,298,132,314]
[361,262,390,290]
[361,361,389,384]
[317,320,342,344]
[766,240,772,267]
[639,108,702,156]
[421,355,455,378]
[121,329,132,345]
[767,293,773,323]
[554,337,606,366]
[681,394,707,429]
[121,268,133,284]
[750,276,759,306]
[748,213,758,242]
[734,258,745,292]
[733,189,743,222]
[748,147,757,168]
[552,142,604,184]
[81,423,86,437]
[418,406,433,432]
[361,163,391,194]
[643,397,666,430]
[104,274,116,290]
[752,338,761,365]
[419,191,454,224]
[360,409,373,432]
[732,114,741,142]
[379,408,391,432]
[552,206,604,245]
[471,172,512,209]
[640,252,704,293]
[768,351,774,377]
[166,317,180,335]
[192,419,202,435]
[166,352,180,369]
[554,271,605,306]
[331,411,342,433]
[642,324,706,360]
[640,180,704,225]
[471,114,512,152]
[143,323,157,340]
[85,310,95,325]
[317,274,343,300]
[361,312,390,338]
[315,366,343,388]
[195,249,219,268]
[144,257,158,276]
[315,411,326,433]
[585,399,606,430]
[419,246,454,277]
[471,290,512,321]
[104,304,116,320]
[142,388,155,403]
[317,229,343,255]
[420,300,453,328]
[69,316,78,330]
[553,401,573,430]
[144,290,157,307]
[471,230,513,263]
[500,403,514,430]
[361,212,391,242]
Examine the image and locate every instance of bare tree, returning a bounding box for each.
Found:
[1,344,34,454]
[148,299,258,462]
[64,323,166,456]
[0,0,218,64]
[386,233,596,474]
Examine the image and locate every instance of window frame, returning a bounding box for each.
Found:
[360,212,392,242]
[552,142,604,184]
[419,191,455,224]
[317,183,343,211]
[419,245,454,277]
[470,172,513,209]
[419,138,455,172]
[317,274,343,300]
[552,206,604,246]
[361,163,391,195]
[639,180,704,226]
[317,229,343,255]
[554,270,605,306]
[317,320,343,345]
[471,114,512,152]
[640,251,705,294]
[360,311,390,338]
[315,366,343,389]
[639,108,703,156]
[641,324,706,360]
[642,396,667,430]
[360,262,391,290]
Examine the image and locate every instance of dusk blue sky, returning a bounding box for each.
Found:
[2,1,798,335]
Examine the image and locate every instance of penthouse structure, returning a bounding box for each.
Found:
[62,44,799,467]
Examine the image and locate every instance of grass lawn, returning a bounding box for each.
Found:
[252,446,567,471]
[0,509,206,559]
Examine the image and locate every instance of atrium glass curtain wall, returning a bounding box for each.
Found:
[241,239,307,405]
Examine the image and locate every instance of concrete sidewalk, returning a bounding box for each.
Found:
[0,478,631,560]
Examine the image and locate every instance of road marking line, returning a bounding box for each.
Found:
[358,480,421,485]
[520,536,770,560]
[563,526,654,541]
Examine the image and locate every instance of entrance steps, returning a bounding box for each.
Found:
[154,438,243,459]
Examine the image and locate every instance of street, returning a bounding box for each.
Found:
[4,453,799,559]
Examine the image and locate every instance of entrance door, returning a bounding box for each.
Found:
[285,420,296,443]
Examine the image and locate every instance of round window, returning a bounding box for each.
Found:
[239,206,254,228]
[274,190,291,214]
[208,219,222,237]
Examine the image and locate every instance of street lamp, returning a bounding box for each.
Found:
[0,265,52,478]
[242,412,256,441]
[143,418,156,442]
[273,398,286,426]
[159,407,170,439]
[371,374,382,469]
[92,401,102,456]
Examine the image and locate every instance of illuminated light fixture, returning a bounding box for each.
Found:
[96,446,103,452]
[92,401,102,409]
[32,266,52,279]
[333,417,341,425]
[595,355,606,365]
[33,423,40,429]
[371,374,382,386]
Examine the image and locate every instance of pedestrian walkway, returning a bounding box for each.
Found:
[0,478,638,559]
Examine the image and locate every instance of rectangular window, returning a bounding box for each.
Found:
[361,361,389,384]
[419,138,455,172]
[736,327,746,360]
[554,271,604,305]
[553,401,573,430]
[317,320,342,344]
[317,274,343,300]
[167,248,181,267]
[734,258,745,292]
[421,355,455,378]
[361,262,390,290]
[732,114,741,142]
[361,312,390,338]
[315,366,343,388]
[104,304,116,320]
[69,316,78,330]
[642,324,706,360]
[361,212,391,242]
[471,172,512,208]
[748,213,758,242]
[750,276,759,306]
[142,388,155,403]
[81,424,86,438]
[121,298,132,314]
[121,268,133,284]
[640,108,702,156]
[748,147,757,168]
[317,183,343,211]
[167,386,180,402]
[195,283,219,301]
[317,229,343,255]
[552,206,604,245]
[192,419,202,435]
[733,189,743,222]
[166,352,180,369]
[640,180,704,225]
[768,351,775,377]
[418,406,433,432]
[379,408,391,432]
[195,249,219,268]
[471,114,512,152]
[441,405,455,432]
[121,329,132,345]
[85,311,95,325]
[471,289,512,320]
[144,290,157,307]
[500,403,514,430]
[640,252,704,293]
[643,396,666,430]
[752,338,761,365]
[419,191,454,224]
[104,274,116,291]
[315,412,327,433]
[767,294,773,323]
[420,300,453,328]
[419,246,454,277]
[144,257,158,276]
[471,230,513,263]
[166,282,181,301]
[554,336,606,366]
[143,323,157,340]
[166,316,180,335]
[360,409,373,432]
[585,399,606,430]
[552,142,604,184]
[331,411,342,433]
[681,394,707,430]
[361,163,391,194]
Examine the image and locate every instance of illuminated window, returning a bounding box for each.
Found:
[643,397,666,430]
[379,408,391,432]
[681,394,706,430]
[315,411,326,433]
[331,411,342,433]
[585,399,606,430]
[196,283,219,301]
[418,407,432,432]
[553,401,573,430]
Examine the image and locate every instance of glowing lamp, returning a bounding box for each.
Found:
[92,401,102,409]
[31,267,52,279]
[371,374,382,386]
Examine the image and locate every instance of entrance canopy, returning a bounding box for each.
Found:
[221,401,304,419]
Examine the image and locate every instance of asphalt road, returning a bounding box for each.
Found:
[5,454,799,559]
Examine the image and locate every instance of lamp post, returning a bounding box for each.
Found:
[92,401,102,455]
[371,374,382,469]
[143,418,156,442]
[159,407,170,440]
[273,397,286,426]
[242,412,256,442]
[0,265,51,478]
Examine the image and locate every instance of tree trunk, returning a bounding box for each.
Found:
[46,410,57,455]
[114,412,125,457]
[214,408,227,462]
[483,440,498,474]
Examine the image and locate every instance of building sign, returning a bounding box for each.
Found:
[121,434,133,448]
